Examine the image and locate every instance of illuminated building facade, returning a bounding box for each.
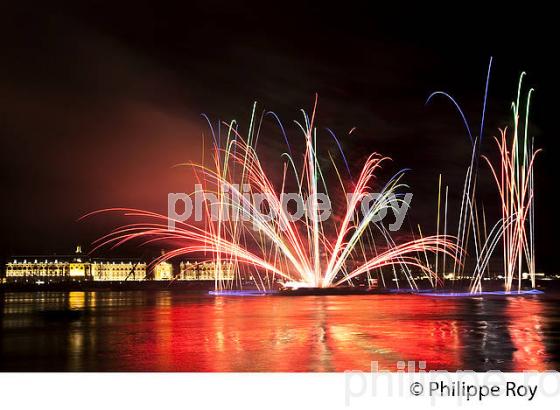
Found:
[5,258,90,281]
[153,261,173,280]
[4,246,149,283]
[178,261,235,281]
[2,247,235,283]
[4,258,147,283]
[90,261,147,281]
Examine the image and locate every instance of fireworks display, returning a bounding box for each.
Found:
[87,68,539,294]
[3,2,557,387]
[87,97,458,291]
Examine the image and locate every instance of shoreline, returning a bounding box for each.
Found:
[1,279,557,294]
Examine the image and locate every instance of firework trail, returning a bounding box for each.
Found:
[426,57,493,281]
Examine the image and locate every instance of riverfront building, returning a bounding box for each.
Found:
[3,246,235,283]
[4,257,147,283]
[178,260,235,281]
[153,260,174,280]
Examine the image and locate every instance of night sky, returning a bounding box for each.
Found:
[1,2,557,271]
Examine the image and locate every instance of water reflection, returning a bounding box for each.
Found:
[507,297,548,371]
[0,291,558,371]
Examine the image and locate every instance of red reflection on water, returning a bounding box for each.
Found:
[120,295,465,371]
[3,292,553,371]
[323,297,462,371]
[506,297,548,371]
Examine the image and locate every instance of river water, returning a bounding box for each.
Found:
[1,291,558,371]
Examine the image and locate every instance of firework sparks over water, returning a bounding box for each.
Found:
[86,97,458,290]
[428,62,539,293]
[479,74,539,292]
[85,68,540,294]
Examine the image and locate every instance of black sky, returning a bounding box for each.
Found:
[1,2,558,271]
